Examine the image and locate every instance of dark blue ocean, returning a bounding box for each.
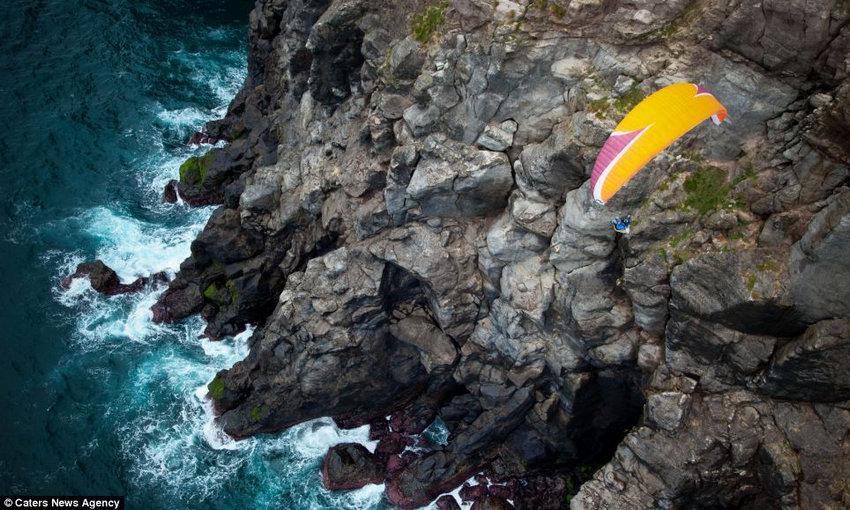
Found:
[0,1,387,507]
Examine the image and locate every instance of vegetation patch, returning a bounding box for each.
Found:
[550,2,566,17]
[412,2,449,43]
[682,166,730,215]
[668,228,693,249]
[756,258,779,272]
[613,84,644,114]
[587,97,610,118]
[746,273,756,291]
[203,279,239,308]
[208,375,225,400]
[179,152,215,187]
[250,404,270,422]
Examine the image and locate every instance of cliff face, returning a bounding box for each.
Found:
[153,0,850,508]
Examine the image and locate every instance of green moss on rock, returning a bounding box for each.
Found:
[208,375,225,400]
[250,404,269,422]
[613,85,644,114]
[203,279,239,308]
[179,151,215,187]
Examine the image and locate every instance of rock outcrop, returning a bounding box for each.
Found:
[63,260,168,296]
[156,0,850,508]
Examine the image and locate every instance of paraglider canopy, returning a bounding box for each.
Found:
[590,83,727,205]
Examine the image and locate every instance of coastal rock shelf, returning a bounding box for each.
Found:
[151,0,850,508]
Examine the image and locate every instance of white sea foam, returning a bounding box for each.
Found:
[78,206,208,280]
[42,33,396,510]
[156,106,209,131]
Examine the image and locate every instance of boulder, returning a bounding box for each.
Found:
[321,443,385,490]
[162,179,178,203]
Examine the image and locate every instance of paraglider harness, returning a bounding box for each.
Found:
[612,215,631,234]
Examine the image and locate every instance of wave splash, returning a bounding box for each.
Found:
[45,28,386,509]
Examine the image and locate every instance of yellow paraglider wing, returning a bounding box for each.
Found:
[590,83,727,204]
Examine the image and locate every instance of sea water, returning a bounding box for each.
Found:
[0,1,389,507]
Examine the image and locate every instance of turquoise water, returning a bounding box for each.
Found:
[0,1,387,507]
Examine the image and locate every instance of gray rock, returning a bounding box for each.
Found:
[388,36,425,81]
[499,255,555,326]
[160,1,850,507]
[240,180,279,212]
[517,120,589,203]
[645,391,692,432]
[759,319,850,401]
[788,189,850,322]
[486,212,550,263]
[508,191,558,238]
[390,313,459,373]
[385,145,420,224]
[406,134,513,218]
[403,103,441,138]
[670,250,803,337]
[475,120,517,151]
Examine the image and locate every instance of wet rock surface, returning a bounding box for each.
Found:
[321,442,384,491]
[157,0,850,508]
[63,260,169,296]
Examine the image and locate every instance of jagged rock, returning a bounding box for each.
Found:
[162,179,178,203]
[192,208,264,265]
[470,495,514,510]
[508,191,558,239]
[239,177,278,213]
[150,278,203,324]
[499,256,555,326]
[321,443,384,490]
[669,250,804,337]
[405,134,513,218]
[459,483,488,502]
[705,0,850,77]
[389,37,425,81]
[644,391,691,432]
[517,120,589,203]
[368,418,390,441]
[572,391,850,510]
[188,131,228,146]
[150,0,850,507]
[788,189,850,322]
[475,120,517,152]
[61,260,169,296]
[435,495,461,510]
[390,313,459,372]
[375,432,412,457]
[758,319,850,401]
[212,244,430,436]
[486,212,550,264]
[385,144,420,224]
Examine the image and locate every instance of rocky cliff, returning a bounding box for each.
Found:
[152,0,850,508]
